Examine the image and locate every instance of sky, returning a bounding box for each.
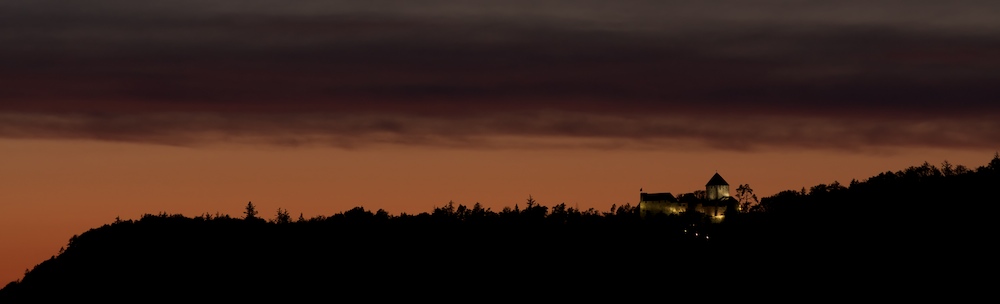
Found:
[2,0,999,284]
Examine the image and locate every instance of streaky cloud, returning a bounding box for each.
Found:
[2,0,997,153]
[1,112,996,152]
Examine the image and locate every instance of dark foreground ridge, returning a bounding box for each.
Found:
[2,155,998,301]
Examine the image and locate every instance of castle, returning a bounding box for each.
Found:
[639,173,738,222]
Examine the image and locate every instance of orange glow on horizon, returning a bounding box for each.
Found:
[0,138,994,284]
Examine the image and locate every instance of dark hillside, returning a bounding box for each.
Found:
[0,206,722,301]
[2,154,998,301]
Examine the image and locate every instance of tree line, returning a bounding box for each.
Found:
[2,153,997,301]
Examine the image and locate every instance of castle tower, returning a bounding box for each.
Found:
[706,173,730,201]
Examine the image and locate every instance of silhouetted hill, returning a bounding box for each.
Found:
[2,154,998,301]
[0,206,722,301]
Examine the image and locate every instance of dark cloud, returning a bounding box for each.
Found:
[1,1,998,150]
[1,112,997,152]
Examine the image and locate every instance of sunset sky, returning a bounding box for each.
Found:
[2,1,999,284]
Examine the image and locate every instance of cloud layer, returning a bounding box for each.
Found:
[2,111,997,152]
[2,1,998,150]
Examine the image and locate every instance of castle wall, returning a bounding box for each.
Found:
[695,203,729,223]
[642,199,731,222]
[706,184,730,201]
[639,200,686,218]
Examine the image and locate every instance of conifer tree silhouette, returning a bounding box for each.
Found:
[244,201,259,220]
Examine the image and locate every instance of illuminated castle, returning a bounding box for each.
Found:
[639,173,738,222]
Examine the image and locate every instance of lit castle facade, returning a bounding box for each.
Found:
[639,173,738,222]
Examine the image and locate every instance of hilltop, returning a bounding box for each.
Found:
[1,154,997,301]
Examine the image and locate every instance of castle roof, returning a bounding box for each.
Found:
[640,192,677,202]
[706,173,729,186]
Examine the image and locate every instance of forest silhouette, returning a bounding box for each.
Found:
[1,154,998,301]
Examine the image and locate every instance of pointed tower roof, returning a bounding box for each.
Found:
[706,173,729,186]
